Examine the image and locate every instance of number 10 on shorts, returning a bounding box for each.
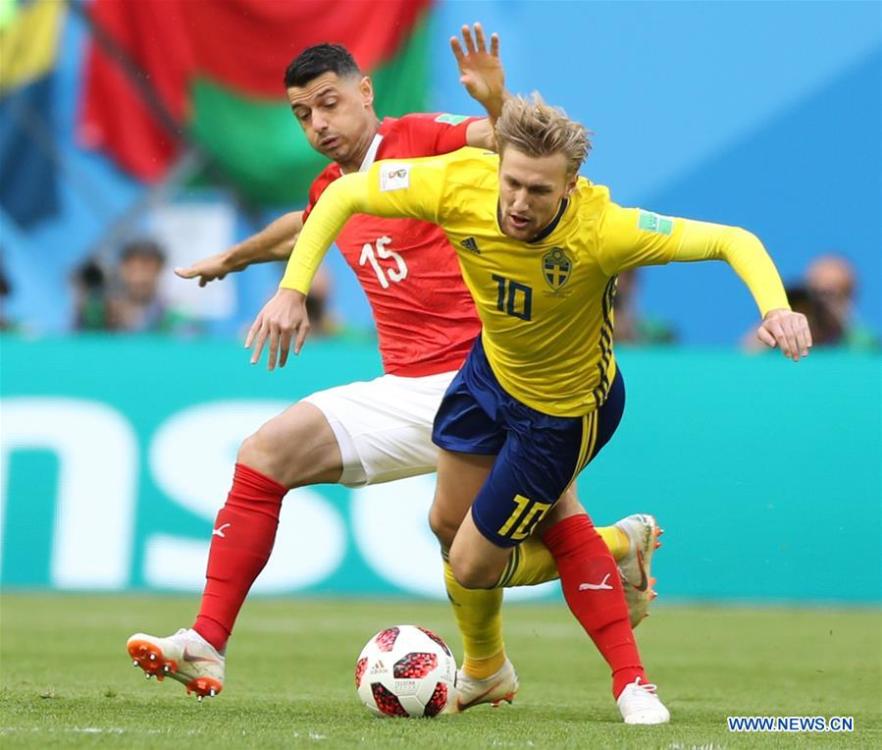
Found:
[498,494,552,541]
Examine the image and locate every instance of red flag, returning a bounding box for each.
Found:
[80,0,431,182]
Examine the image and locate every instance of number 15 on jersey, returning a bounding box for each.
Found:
[360,236,408,289]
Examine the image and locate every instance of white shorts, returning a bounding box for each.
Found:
[303,370,457,487]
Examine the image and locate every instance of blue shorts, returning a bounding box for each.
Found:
[432,337,624,548]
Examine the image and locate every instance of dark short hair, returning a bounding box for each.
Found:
[76,259,106,290]
[284,43,360,89]
[120,239,166,266]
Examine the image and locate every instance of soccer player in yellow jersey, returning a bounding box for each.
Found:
[247,95,811,724]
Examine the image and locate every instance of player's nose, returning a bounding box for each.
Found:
[312,112,329,131]
[511,190,528,211]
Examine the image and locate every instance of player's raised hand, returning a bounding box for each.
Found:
[450,23,505,117]
[175,251,235,287]
[245,288,311,370]
[755,309,813,361]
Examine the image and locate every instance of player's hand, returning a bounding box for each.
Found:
[756,308,813,361]
[450,23,505,116]
[245,288,310,370]
[175,251,236,287]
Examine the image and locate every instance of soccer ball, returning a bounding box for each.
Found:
[355,625,457,718]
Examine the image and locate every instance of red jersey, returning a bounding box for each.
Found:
[303,114,482,377]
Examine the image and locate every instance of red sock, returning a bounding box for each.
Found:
[193,463,287,652]
[541,514,646,698]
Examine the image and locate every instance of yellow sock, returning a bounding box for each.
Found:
[496,537,558,587]
[495,525,631,588]
[443,559,505,679]
[597,524,630,560]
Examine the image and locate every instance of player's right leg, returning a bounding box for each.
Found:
[432,450,520,713]
[127,370,452,699]
[128,401,344,698]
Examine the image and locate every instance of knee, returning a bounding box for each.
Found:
[235,403,342,489]
[428,500,460,549]
[236,423,290,486]
[449,555,498,590]
[237,428,269,468]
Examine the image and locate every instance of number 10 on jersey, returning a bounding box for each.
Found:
[492,274,533,321]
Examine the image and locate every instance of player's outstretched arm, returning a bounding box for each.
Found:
[175,211,304,286]
[598,206,812,361]
[452,22,508,150]
[671,222,812,361]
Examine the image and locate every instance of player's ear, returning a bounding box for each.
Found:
[564,173,578,196]
[359,76,375,109]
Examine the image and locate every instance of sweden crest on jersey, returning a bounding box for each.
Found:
[542,247,572,290]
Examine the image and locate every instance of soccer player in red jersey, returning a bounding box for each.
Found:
[127,26,660,707]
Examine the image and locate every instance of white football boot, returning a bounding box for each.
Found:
[127,628,224,700]
[614,514,662,628]
[617,677,671,724]
[447,658,519,713]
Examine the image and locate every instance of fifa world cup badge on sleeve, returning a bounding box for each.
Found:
[637,210,673,235]
[380,164,411,192]
[434,113,469,125]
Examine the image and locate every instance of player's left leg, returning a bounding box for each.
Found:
[537,370,667,723]
[491,489,661,628]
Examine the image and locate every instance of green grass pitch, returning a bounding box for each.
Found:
[1,594,880,748]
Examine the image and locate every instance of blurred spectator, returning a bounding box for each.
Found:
[306,266,339,338]
[108,240,169,332]
[804,254,879,350]
[72,259,109,330]
[742,282,844,351]
[743,254,879,351]
[0,255,15,331]
[73,239,197,334]
[782,285,844,346]
[613,269,677,345]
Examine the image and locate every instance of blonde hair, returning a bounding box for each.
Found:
[495,93,590,175]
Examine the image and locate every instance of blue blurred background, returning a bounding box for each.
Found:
[1,1,880,603]
[2,0,880,341]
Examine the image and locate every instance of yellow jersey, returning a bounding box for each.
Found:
[282,148,789,417]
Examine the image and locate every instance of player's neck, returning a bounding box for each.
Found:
[530,198,569,243]
[338,117,382,174]
[496,198,570,243]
